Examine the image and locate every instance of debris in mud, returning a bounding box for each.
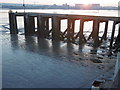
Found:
[100,45,107,49]
[97,56,104,59]
[92,79,105,87]
[90,59,102,63]
[97,65,104,69]
[73,52,80,55]
[78,57,82,60]
[100,53,105,56]
[90,49,97,54]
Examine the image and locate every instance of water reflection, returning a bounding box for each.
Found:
[24,36,37,52]
[10,35,19,50]
[78,45,84,53]
[66,43,75,56]
[38,37,49,48]
[90,41,102,54]
[51,40,62,56]
[37,37,50,53]
[10,35,101,61]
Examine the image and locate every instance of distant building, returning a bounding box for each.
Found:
[62,3,69,9]
[92,4,100,7]
[75,4,100,10]
[92,4,100,9]
[75,4,83,9]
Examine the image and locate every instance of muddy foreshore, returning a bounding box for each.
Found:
[2,33,117,88]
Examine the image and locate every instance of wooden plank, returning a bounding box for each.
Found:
[9,13,18,34]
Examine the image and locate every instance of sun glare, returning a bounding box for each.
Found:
[81,0,90,5]
[83,4,89,6]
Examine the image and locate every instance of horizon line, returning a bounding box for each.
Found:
[1,2,118,7]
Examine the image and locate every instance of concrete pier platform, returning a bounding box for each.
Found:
[2,34,116,88]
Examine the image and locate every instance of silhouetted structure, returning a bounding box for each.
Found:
[9,12,120,50]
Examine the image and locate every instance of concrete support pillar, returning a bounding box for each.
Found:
[9,13,18,34]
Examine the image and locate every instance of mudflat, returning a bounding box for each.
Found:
[2,34,116,88]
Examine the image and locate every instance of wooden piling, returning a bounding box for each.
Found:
[9,13,18,34]
[29,16,35,34]
[37,15,49,38]
[88,20,100,43]
[24,14,35,35]
[44,17,49,37]
[75,19,86,43]
[102,21,109,40]
[37,15,44,37]
[52,16,61,40]
[110,21,117,49]
[24,14,28,35]
[66,19,75,41]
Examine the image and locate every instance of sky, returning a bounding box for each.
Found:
[1,0,120,6]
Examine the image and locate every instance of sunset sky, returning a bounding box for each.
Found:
[1,0,120,6]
